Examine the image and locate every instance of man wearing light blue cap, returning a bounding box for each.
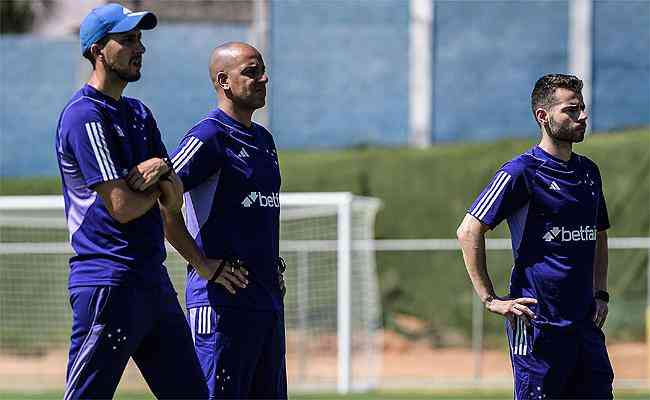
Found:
[56,3,218,398]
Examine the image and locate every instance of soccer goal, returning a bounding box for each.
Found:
[0,193,382,394]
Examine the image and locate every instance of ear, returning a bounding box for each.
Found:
[90,43,104,63]
[216,71,229,91]
[535,108,549,126]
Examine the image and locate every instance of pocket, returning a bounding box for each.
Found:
[69,286,113,324]
[531,324,545,354]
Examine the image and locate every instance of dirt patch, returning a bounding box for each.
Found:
[377,332,648,381]
[0,332,646,391]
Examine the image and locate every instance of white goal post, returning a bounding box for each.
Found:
[0,193,383,394]
[4,195,647,390]
[280,193,383,393]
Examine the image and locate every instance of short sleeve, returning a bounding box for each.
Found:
[61,110,124,188]
[593,165,610,231]
[596,189,610,231]
[170,123,224,192]
[468,163,530,229]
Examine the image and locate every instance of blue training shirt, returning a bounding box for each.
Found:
[170,108,282,312]
[468,146,609,328]
[56,84,171,289]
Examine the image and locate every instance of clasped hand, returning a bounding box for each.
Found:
[126,158,170,191]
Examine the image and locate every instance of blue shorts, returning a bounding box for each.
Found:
[188,306,287,399]
[64,285,208,400]
[506,318,614,400]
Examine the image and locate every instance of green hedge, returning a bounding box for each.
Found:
[1,128,648,346]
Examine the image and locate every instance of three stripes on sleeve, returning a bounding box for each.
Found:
[172,137,203,172]
[470,170,512,221]
[84,122,204,181]
[85,122,118,181]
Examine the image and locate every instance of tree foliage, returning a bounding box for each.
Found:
[1,0,35,34]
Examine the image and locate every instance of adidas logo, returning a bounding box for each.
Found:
[241,192,280,208]
[549,181,560,191]
[238,148,250,158]
[543,225,596,242]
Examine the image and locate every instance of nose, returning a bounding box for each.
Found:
[136,39,146,55]
[578,109,588,122]
[258,72,268,84]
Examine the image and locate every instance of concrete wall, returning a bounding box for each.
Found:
[1,1,648,176]
[268,0,410,149]
[0,24,249,177]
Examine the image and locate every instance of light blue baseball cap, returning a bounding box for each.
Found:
[80,3,157,54]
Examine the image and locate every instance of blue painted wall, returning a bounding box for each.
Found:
[1,1,648,177]
[268,0,410,148]
[592,0,650,131]
[432,1,568,141]
[0,24,249,177]
[1,37,80,178]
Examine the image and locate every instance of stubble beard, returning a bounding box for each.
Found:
[237,94,265,111]
[548,116,584,143]
[247,88,266,110]
[105,58,141,83]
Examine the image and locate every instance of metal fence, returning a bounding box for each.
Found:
[371,238,650,389]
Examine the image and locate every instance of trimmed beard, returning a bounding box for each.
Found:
[104,59,141,83]
[547,115,584,143]
[232,95,265,111]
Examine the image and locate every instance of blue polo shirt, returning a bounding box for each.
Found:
[170,108,282,312]
[468,146,610,328]
[55,84,170,289]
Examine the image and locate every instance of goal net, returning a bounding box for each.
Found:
[0,193,382,394]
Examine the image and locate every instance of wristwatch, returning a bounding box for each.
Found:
[594,290,610,303]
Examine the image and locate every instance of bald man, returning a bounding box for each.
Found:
[165,42,287,399]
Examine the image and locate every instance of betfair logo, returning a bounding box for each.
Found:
[543,227,561,241]
[241,192,280,208]
[543,226,596,242]
[241,192,256,208]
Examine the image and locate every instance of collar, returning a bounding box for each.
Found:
[211,108,255,133]
[533,145,576,168]
[83,84,122,108]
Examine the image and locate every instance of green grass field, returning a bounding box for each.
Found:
[2,390,650,400]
